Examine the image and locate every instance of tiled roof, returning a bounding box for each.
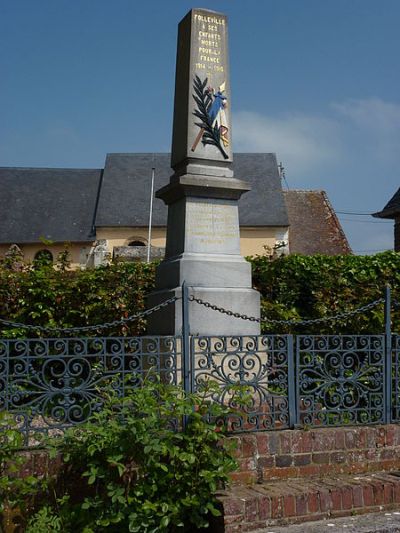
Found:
[284,190,352,255]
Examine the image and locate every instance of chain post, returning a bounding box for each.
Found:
[181,281,191,395]
[181,281,191,430]
[384,285,392,424]
[287,334,296,429]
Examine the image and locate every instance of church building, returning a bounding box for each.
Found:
[0,152,351,268]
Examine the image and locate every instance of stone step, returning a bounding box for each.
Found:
[252,510,400,532]
[214,472,400,532]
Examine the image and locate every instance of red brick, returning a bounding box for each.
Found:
[376,427,386,448]
[295,494,308,516]
[292,431,312,453]
[241,435,257,458]
[330,489,342,511]
[319,490,332,512]
[352,485,364,507]
[363,484,374,506]
[313,429,336,451]
[245,498,258,521]
[330,452,346,464]
[238,457,256,472]
[222,498,245,516]
[393,425,400,446]
[267,432,280,454]
[386,426,396,447]
[365,427,377,448]
[222,515,243,527]
[394,482,400,503]
[255,433,269,455]
[347,450,367,464]
[283,494,296,517]
[229,471,257,484]
[262,466,298,480]
[271,496,283,519]
[280,432,292,453]
[344,429,357,449]
[258,456,274,469]
[381,448,396,460]
[312,452,330,464]
[308,492,320,513]
[257,496,271,520]
[341,487,353,510]
[371,481,384,505]
[335,429,345,449]
[294,454,311,466]
[384,482,394,504]
[298,464,321,478]
[276,454,293,467]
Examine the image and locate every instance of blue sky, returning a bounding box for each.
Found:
[1,0,399,254]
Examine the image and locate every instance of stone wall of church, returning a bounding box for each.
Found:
[0,242,94,269]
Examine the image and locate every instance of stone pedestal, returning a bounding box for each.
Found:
[147,8,260,335]
[148,175,260,335]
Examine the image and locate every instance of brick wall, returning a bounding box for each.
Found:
[229,425,400,484]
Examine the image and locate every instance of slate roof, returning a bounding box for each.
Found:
[284,190,351,255]
[0,154,288,245]
[0,167,102,243]
[94,153,289,227]
[373,188,400,219]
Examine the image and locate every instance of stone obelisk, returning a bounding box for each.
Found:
[148,8,260,335]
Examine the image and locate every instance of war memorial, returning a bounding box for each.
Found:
[148,8,260,336]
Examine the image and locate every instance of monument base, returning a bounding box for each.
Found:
[147,286,260,336]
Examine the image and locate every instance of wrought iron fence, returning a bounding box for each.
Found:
[1,284,399,445]
[1,336,180,445]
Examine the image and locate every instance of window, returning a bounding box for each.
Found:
[34,249,53,263]
[128,240,146,247]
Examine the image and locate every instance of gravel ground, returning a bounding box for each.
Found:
[252,511,400,532]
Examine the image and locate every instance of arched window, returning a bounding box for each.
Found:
[128,240,146,247]
[34,249,53,263]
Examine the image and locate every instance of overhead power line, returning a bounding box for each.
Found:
[339,218,392,224]
[336,210,375,216]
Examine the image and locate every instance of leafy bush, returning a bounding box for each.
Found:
[22,378,238,532]
[0,412,42,527]
[0,250,156,338]
[252,251,400,334]
[1,248,399,337]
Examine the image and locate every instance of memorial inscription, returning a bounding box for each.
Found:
[186,200,239,254]
[191,11,230,159]
[149,8,260,335]
[171,8,232,169]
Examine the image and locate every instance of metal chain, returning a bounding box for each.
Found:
[0,296,180,334]
[189,295,384,326]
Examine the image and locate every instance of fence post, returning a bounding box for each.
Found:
[181,281,191,395]
[384,285,392,424]
[287,334,297,429]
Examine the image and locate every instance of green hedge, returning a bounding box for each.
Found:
[252,251,400,334]
[0,252,157,338]
[0,249,399,337]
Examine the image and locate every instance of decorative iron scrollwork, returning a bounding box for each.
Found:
[297,335,385,426]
